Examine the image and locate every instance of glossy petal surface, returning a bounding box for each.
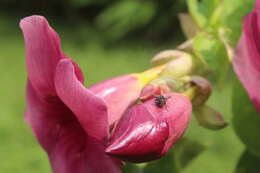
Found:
[106,93,192,163]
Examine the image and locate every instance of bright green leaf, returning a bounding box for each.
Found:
[192,32,230,84]
[187,0,221,29]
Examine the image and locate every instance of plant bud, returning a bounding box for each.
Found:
[160,54,193,78]
[190,76,212,106]
[106,93,192,163]
[194,105,228,130]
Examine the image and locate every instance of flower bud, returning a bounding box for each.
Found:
[150,77,186,92]
[177,39,194,53]
[160,55,193,78]
[90,65,166,126]
[150,50,193,78]
[106,93,192,163]
[194,105,228,130]
[190,76,212,106]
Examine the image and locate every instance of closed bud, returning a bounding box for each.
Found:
[160,54,193,78]
[190,76,212,106]
[150,77,186,92]
[106,93,192,163]
[194,105,228,130]
[150,50,193,78]
[177,39,194,53]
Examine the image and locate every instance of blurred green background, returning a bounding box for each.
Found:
[0,0,253,172]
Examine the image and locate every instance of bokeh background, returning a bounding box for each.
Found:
[0,0,255,172]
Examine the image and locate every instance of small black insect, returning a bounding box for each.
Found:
[154,95,169,108]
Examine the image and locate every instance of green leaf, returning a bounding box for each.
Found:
[123,164,144,173]
[187,0,221,29]
[192,32,230,83]
[235,150,260,173]
[232,76,260,157]
[173,138,206,170]
[220,0,254,45]
[143,151,178,173]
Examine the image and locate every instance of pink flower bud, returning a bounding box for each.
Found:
[106,93,192,163]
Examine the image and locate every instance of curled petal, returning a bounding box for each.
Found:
[22,15,121,173]
[20,15,83,96]
[55,59,108,140]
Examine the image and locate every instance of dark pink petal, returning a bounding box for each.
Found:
[55,59,108,140]
[90,75,142,126]
[106,104,169,163]
[22,15,121,173]
[20,15,84,96]
[233,8,260,112]
[106,93,191,163]
[26,82,121,173]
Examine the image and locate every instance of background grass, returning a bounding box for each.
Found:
[0,15,244,173]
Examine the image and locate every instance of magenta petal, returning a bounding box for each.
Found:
[22,15,121,173]
[27,82,121,173]
[55,59,108,140]
[256,0,260,11]
[20,15,84,95]
[233,11,260,112]
[50,136,122,173]
[90,75,141,126]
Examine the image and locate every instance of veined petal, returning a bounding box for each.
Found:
[20,15,83,96]
[55,59,108,140]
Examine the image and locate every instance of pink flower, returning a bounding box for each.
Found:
[233,0,260,112]
[20,15,146,173]
[106,93,192,163]
[20,15,192,173]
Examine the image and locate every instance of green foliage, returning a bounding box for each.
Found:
[0,0,186,42]
[186,0,253,84]
[96,1,155,40]
[192,32,230,83]
[235,150,260,173]
[232,76,260,157]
